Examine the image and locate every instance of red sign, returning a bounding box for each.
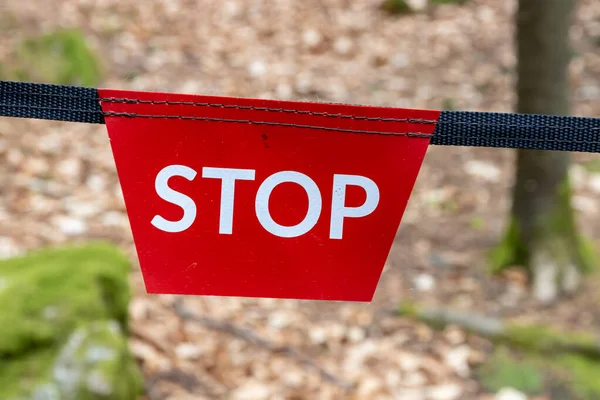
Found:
[100,89,439,301]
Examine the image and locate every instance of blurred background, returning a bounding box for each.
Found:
[1,0,600,399]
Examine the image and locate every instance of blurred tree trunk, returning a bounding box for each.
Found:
[493,0,595,303]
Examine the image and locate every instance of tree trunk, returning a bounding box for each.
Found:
[492,0,595,303]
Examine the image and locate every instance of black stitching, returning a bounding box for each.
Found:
[100,97,438,125]
[101,111,433,137]
[2,104,598,146]
[0,89,438,125]
[0,103,101,114]
[436,120,600,132]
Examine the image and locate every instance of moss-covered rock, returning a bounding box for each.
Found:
[0,28,102,86]
[477,345,600,400]
[381,0,470,15]
[477,346,544,395]
[380,0,413,14]
[0,243,142,400]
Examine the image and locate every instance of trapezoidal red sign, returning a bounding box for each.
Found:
[100,89,439,301]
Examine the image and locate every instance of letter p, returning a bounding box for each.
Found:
[330,174,380,240]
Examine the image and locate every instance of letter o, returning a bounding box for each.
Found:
[255,171,322,238]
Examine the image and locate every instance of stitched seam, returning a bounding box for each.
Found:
[1,104,596,144]
[0,90,437,124]
[0,90,95,100]
[432,137,600,145]
[436,121,600,131]
[0,104,101,114]
[99,97,438,124]
[101,111,433,137]
[2,104,598,146]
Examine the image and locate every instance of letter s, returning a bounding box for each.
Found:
[151,165,197,233]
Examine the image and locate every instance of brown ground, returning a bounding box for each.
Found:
[2,0,600,399]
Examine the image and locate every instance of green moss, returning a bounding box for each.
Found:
[431,0,470,4]
[0,242,131,357]
[478,346,600,399]
[478,346,543,394]
[381,0,412,14]
[0,244,141,400]
[0,348,57,399]
[490,178,598,276]
[502,324,599,357]
[1,321,143,400]
[397,301,419,318]
[58,321,143,400]
[582,159,600,173]
[575,235,598,274]
[0,12,19,32]
[442,98,457,111]
[490,218,528,274]
[554,180,598,274]
[381,0,469,14]
[4,28,102,86]
[552,354,600,400]
[470,216,486,230]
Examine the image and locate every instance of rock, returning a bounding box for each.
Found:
[55,158,82,184]
[175,343,203,360]
[444,327,466,345]
[444,345,471,377]
[588,175,600,193]
[52,215,88,236]
[413,273,436,292]
[64,198,103,218]
[392,53,410,69]
[404,371,427,387]
[275,83,293,100]
[7,149,23,166]
[282,368,304,388]
[267,310,293,328]
[406,0,428,12]
[302,29,322,49]
[569,165,586,190]
[0,244,142,399]
[385,370,401,387]
[394,388,426,400]
[231,381,271,400]
[51,321,141,399]
[396,351,421,372]
[295,72,314,94]
[578,84,600,101]
[572,195,597,214]
[464,160,501,182]
[426,383,463,400]
[0,237,21,260]
[344,340,377,372]
[101,211,129,228]
[248,60,267,78]
[495,387,528,400]
[23,157,50,175]
[347,326,366,343]
[86,174,107,193]
[309,327,327,345]
[333,36,353,56]
[357,376,383,396]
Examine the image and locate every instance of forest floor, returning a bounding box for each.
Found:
[2,0,600,399]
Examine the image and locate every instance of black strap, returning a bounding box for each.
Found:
[432,110,600,153]
[0,80,104,124]
[2,80,599,153]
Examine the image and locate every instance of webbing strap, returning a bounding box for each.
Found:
[432,110,600,153]
[2,80,600,153]
[0,81,104,124]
